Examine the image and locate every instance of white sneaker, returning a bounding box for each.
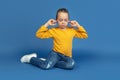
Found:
[20,53,37,63]
[39,58,46,61]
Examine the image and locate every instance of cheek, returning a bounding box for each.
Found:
[65,22,69,24]
[57,21,62,25]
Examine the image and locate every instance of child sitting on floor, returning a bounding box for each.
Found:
[20,8,88,70]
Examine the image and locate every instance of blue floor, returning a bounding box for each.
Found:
[0,48,120,80]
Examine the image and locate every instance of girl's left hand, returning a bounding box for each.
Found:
[69,20,81,28]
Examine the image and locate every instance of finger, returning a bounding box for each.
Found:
[51,20,57,24]
[70,22,74,25]
[70,23,74,26]
[51,20,54,23]
[70,21,75,24]
[50,24,56,26]
[74,21,76,24]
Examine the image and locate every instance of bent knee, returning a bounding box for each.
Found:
[42,62,54,70]
[66,60,75,69]
[42,64,51,70]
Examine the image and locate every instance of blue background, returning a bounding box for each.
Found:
[0,0,120,80]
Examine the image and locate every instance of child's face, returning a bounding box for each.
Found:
[56,12,69,29]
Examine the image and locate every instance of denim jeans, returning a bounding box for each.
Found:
[30,50,75,70]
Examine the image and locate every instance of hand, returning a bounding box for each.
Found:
[69,20,81,28]
[44,19,57,27]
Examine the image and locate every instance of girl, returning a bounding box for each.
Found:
[20,8,88,70]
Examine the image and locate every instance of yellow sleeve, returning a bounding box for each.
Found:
[74,26,88,39]
[36,25,53,39]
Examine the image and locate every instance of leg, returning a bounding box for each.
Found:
[30,51,60,70]
[55,54,75,70]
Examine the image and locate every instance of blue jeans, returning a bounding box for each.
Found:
[30,50,75,70]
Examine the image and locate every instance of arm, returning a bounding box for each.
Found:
[36,19,57,39]
[70,20,88,39]
[74,26,88,38]
[36,25,53,39]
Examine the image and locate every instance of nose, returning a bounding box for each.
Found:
[61,22,65,25]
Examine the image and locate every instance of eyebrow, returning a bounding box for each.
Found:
[58,18,69,20]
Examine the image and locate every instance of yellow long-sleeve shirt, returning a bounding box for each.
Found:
[36,25,88,57]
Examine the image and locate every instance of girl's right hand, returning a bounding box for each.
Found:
[44,19,57,27]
